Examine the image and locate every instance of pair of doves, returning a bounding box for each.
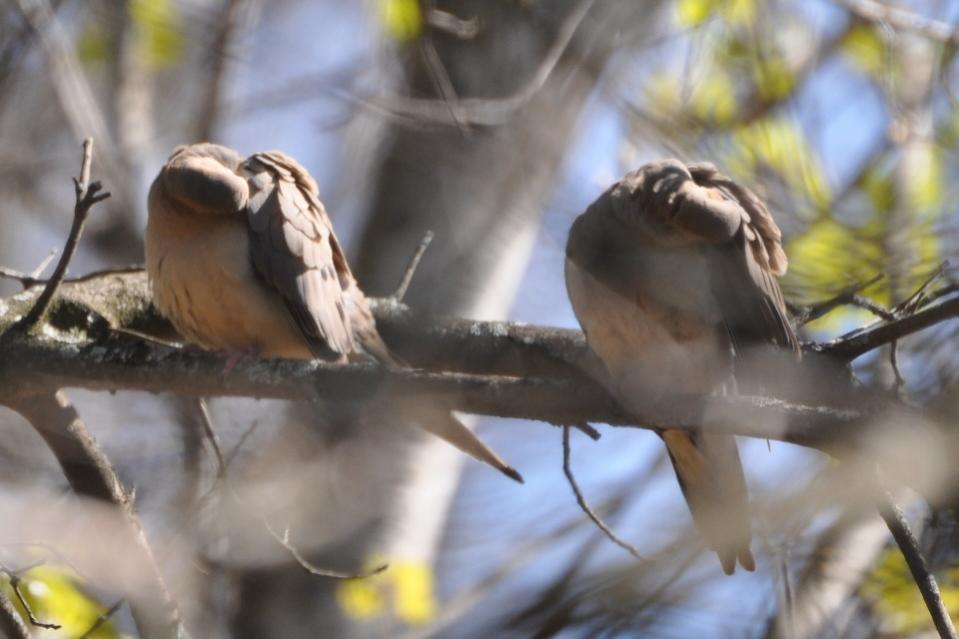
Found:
[147,144,797,575]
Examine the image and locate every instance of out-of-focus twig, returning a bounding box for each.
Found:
[838,0,959,45]
[194,397,226,479]
[78,599,124,639]
[818,293,959,359]
[0,562,60,630]
[562,426,645,561]
[194,0,247,140]
[426,8,479,39]
[0,586,30,639]
[377,0,597,125]
[0,250,59,289]
[261,520,389,580]
[19,138,109,330]
[392,231,434,303]
[876,489,959,639]
[793,274,885,326]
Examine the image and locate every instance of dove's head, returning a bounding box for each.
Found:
[168,143,243,171]
[608,159,694,243]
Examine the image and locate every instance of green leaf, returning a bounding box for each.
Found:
[729,117,831,209]
[691,66,738,125]
[2,565,126,638]
[676,0,716,26]
[842,24,886,76]
[76,24,109,65]
[380,0,423,42]
[337,556,436,626]
[130,0,184,68]
[863,547,959,634]
[719,0,756,25]
[754,57,796,101]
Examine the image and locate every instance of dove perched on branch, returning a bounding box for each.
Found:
[565,159,799,574]
[146,143,522,483]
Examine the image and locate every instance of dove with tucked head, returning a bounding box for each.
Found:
[565,159,798,574]
[146,143,522,483]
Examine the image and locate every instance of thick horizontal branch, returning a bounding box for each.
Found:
[0,269,950,453]
[817,294,959,360]
[0,319,864,448]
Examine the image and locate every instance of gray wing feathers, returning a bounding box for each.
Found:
[679,162,799,353]
[245,151,353,360]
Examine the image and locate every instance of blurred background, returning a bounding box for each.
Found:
[1,0,959,637]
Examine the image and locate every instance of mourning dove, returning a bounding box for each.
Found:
[565,159,799,574]
[146,143,522,483]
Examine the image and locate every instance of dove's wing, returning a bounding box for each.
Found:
[243,151,354,361]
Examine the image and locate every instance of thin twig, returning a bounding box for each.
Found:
[0,251,57,289]
[570,422,602,441]
[30,250,58,278]
[895,261,950,315]
[224,419,261,468]
[850,295,896,321]
[392,231,434,302]
[876,489,958,639]
[820,293,959,359]
[0,564,60,630]
[838,0,959,45]
[0,587,30,639]
[261,519,388,580]
[78,599,124,639]
[561,426,645,561]
[426,8,480,39]
[194,397,226,478]
[794,274,885,326]
[19,138,110,330]
[376,0,597,126]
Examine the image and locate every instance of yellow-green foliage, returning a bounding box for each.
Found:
[842,24,887,78]
[77,0,183,69]
[380,0,422,43]
[337,557,437,626]
[727,117,831,210]
[676,0,756,27]
[863,547,959,634]
[1,565,125,638]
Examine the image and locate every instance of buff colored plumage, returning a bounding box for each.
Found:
[146,143,522,483]
[565,159,798,574]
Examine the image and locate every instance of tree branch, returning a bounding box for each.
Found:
[0,588,30,639]
[817,293,959,360]
[877,489,959,639]
[19,138,109,330]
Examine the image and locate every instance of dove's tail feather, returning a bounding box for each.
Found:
[350,299,523,484]
[661,429,754,575]
[414,409,524,483]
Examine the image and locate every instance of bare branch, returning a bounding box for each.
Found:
[261,520,389,580]
[0,563,60,630]
[877,490,958,639]
[391,231,434,303]
[819,293,959,359]
[0,586,30,639]
[194,397,226,478]
[19,138,110,330]
[78,599,124,639]
[838,0,959,45]
[375,0,597,126]
[793,274,885,326]
[562,426,646,561]
[1,391,185,639]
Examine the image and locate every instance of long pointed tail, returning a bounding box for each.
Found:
[351,310,523,484]
[414,409,524,484]
[661,429,754,575]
